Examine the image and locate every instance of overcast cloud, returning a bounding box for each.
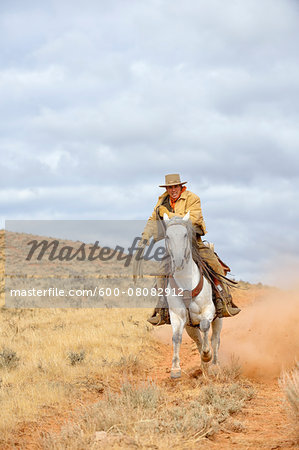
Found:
[1,0,299,285]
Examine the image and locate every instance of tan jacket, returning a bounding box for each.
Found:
[142,189,207,241]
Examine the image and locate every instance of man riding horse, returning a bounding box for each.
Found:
[140,173,240,325]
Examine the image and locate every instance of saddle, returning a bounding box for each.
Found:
[216,252,231,276]
[202,240,231,276]
[158,256,237,326]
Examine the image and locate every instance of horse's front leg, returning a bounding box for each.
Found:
[169,308,187,379]
[211,317,222,365]
[185,325,203,354]
[200,319,212,363]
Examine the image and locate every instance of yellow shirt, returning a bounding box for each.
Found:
[142,189,207,241]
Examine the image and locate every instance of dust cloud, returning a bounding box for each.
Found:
[153,286,299,381]
[220,287,299,380]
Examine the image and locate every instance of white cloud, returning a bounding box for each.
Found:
[1,0,299,283]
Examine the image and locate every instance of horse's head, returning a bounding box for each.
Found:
[164,212,192,272]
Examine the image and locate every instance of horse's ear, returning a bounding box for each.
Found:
[183,211,190,221]
[163,213,170,222]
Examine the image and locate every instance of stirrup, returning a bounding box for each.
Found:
[222,302,241,317]
[214,295,241,318]
[147,313,164,326]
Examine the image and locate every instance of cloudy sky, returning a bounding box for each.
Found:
[1,0,299,285]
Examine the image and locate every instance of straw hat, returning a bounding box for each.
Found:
[159,173,187,187]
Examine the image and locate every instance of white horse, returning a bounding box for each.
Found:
[163,212,222,379]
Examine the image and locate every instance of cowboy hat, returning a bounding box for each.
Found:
[159,173,187,187]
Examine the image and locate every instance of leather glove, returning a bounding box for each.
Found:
[139,231,149,246]
[158,206,170,218]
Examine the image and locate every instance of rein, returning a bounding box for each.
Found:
[165,220,204,305]
[168,263,204,302]
[165,261,204,327]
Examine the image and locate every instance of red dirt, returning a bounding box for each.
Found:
[150,330,296,449]
[149,285,299,448]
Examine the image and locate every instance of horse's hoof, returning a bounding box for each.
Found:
[201,350,212,363]
[171,368,181,379]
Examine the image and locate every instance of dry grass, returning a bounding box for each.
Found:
[280,363,299,442]
[0,347,20,369]
[0,303,156,446]
[42,371,254,449]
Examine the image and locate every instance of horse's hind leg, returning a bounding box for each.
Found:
[170,310,186,379]
[185,325,203,354]
[211,317,222,365]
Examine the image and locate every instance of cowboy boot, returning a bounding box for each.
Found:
[147,307,171,326]
[147,289,171,326]
[147,276,171,326]
[214,285,241,318]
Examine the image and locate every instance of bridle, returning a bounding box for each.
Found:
[165,221,192,271]
[164,221,204,305]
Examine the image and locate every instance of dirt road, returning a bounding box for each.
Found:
[150,285,299,448]
[151,327,295,449]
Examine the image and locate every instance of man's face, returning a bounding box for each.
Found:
[166,184,182,200]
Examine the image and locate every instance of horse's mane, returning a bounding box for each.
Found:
[163,215,203,263]
[161,216,206,277]
[162,216,236,289]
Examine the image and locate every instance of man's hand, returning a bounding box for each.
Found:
[158,206,170,218]
[138,232,149,247]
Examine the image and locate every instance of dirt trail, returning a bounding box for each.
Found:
[149,285,299,449]
[16,339,294,450]
[151,328,294,449]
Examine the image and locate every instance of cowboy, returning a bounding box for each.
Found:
[140,173,240,325]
